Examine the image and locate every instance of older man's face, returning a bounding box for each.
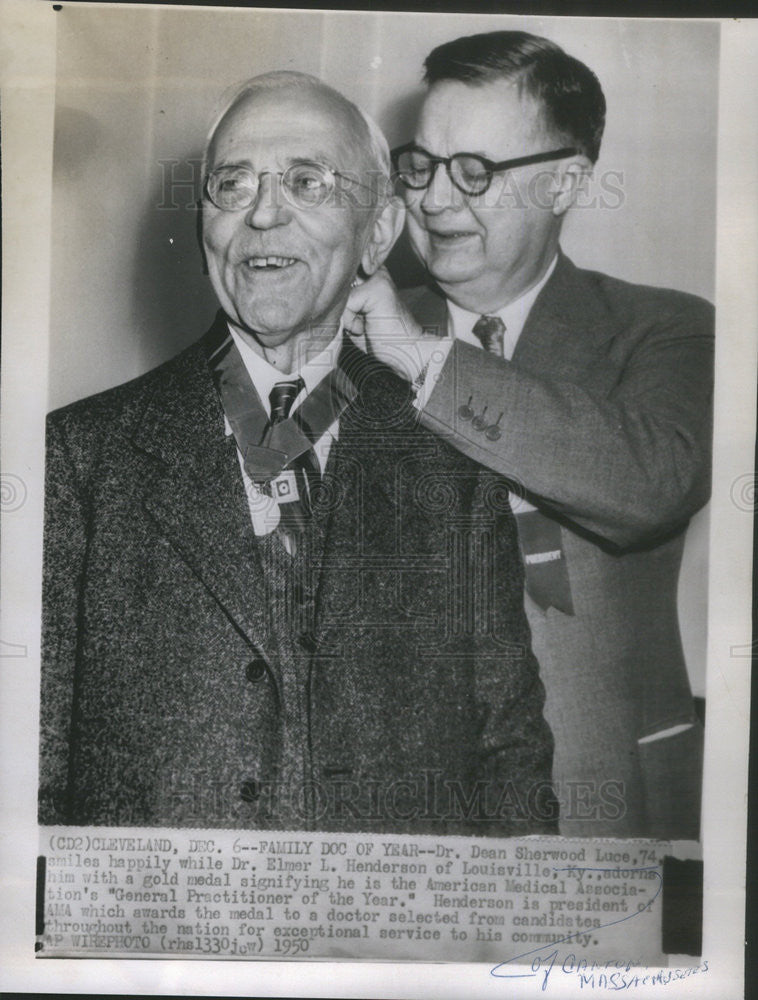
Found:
[202,89,375,346]
[405,79,562,313]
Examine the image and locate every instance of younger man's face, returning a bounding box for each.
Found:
[405,79,563,312]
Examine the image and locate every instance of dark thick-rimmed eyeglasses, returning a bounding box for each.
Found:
[205,162,374,211]
[391,143,579,197]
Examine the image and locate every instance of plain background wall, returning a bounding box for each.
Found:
[48,8,717,693]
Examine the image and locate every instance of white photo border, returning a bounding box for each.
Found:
[0,3,755,997]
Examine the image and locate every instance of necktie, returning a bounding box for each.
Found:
[269,379,304,425]
[207,323,358,554]
[472,314,506,357]
[268,379,321,541]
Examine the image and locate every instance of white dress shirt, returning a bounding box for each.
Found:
[445,255,557,358]
[224,325,343,536]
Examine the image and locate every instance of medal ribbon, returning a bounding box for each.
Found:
[206,328,357,488]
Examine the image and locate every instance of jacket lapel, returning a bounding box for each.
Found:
[512,252,615,379]
[132,322,278,667]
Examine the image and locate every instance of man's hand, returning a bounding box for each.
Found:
[343,268,432,384]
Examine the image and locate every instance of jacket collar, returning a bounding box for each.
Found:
[132,312,231,477]
[520,251,615,340]
[132,313,279,670]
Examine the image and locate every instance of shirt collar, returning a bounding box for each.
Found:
[228,323,345,417]
[446,254,558,359]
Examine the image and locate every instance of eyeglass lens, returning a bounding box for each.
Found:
[395,150,491,195]
[206,163,336,210]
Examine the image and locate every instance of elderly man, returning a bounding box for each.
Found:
[38,71,555,835]
[346,32,713,838]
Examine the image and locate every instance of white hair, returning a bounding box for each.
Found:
[201,71,390,185]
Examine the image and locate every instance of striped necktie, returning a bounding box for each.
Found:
[269,379,304,425]
[472,314,506,356]
[268,379,321,543]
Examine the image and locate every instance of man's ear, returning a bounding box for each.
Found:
[551,156,593,217]
[360,195,405,276]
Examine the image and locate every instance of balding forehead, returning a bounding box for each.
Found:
[207,83,372,173]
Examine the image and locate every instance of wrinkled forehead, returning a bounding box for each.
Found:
[206,87,370,173]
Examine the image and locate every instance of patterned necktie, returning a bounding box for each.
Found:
[269,379,321,540]
[269,379,304,425]
[472,314,506,357]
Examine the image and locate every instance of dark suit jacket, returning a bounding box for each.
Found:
[38,318,555,835]
[403,253,714,838]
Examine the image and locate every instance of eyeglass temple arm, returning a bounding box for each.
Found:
[489,146,579,170]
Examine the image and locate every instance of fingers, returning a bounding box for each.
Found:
[343,307,366,338]
[346,267,398,318]
[344,268,425,352]
[346,275,376,315]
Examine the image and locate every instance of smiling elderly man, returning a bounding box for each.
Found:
[38,72,556,835]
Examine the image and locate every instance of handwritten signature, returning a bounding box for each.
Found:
[490,864,681,989]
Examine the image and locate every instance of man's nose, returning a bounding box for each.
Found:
[244,173,292,229]
[420,161,466,216]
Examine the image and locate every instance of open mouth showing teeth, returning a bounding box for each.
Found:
[245,256,298,269]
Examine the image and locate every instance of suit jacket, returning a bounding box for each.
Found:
[38,317,556,836]
[403,252,714,838]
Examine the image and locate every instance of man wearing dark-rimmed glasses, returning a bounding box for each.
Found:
[39,70,557,834]
[391,142,579,200]
[345,30,713,839]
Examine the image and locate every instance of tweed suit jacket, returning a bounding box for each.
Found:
[403,252,714,839]
[38,317,556,835]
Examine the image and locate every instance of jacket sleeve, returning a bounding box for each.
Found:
[419,302,714,549]
[38,414,88,824]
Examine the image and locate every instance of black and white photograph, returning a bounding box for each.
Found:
[0,2,755,996]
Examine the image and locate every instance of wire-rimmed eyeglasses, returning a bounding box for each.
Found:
[205,162,375,211]
[391,143,579,197]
